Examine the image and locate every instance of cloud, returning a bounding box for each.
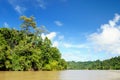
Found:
[63,43,88,49]
[8,0,47,14]
[62,53,81,61]
[52,35,64,47]
[88,14,120,54]
[50,35,88,49]
[8,0,26,14]
[37,0,46,9]
[54,21,63,27]
[3,22,9,27]
[61,51,92,61]
[41,32,87,49]
[41,32,57,40]
[15,5,26,14]
[53,41,59,47]
[41,32,60,47]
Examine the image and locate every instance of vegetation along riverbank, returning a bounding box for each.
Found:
[0,16,67,71]
[67,56,120,70]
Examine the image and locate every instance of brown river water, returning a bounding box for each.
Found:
[0,70,120,80]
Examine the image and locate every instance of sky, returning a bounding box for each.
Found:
[0,0,120,61]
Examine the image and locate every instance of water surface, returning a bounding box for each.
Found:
[0,70,120,80]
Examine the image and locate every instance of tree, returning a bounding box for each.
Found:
[20,16,36,34]
[0,16,67,71]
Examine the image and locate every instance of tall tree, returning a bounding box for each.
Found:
[20,16,36,34]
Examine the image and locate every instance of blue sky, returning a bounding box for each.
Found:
[1,0,120,61]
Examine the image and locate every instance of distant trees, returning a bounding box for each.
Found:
[67,56,120,70]
[0,16,67,71]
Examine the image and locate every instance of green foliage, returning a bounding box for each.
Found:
[20,16,36,32]
[67,56,120,70]
[0,16,67,71]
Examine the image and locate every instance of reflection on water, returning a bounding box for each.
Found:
[0,70,120,80]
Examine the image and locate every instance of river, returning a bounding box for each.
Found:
[0,70,120,80]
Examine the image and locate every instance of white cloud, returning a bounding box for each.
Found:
[37,0,46,9]
[62,52,92,61]
[8,0,46,14]
[41,32,87,49]
[41,32,57,40]
[54,21,63,27]
[15,5,26,14]
[41,32,61,47]
[53,41,59,47]
[62,53,81,61]
[88,14,120,54]
[52,35,64,47]
[63,43,87,49]
[3,22,9,27]
[8,0,26,14]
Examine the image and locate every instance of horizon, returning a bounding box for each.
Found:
[0,0,120,61]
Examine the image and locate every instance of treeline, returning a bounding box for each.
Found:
[0,16,67,71]
[67,56,120,70]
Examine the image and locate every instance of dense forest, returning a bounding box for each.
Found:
[67,56,120,70]
[0,16,67,71]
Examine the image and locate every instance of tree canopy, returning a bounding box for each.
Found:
[67,56,120,70]
[0,16,67,71]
